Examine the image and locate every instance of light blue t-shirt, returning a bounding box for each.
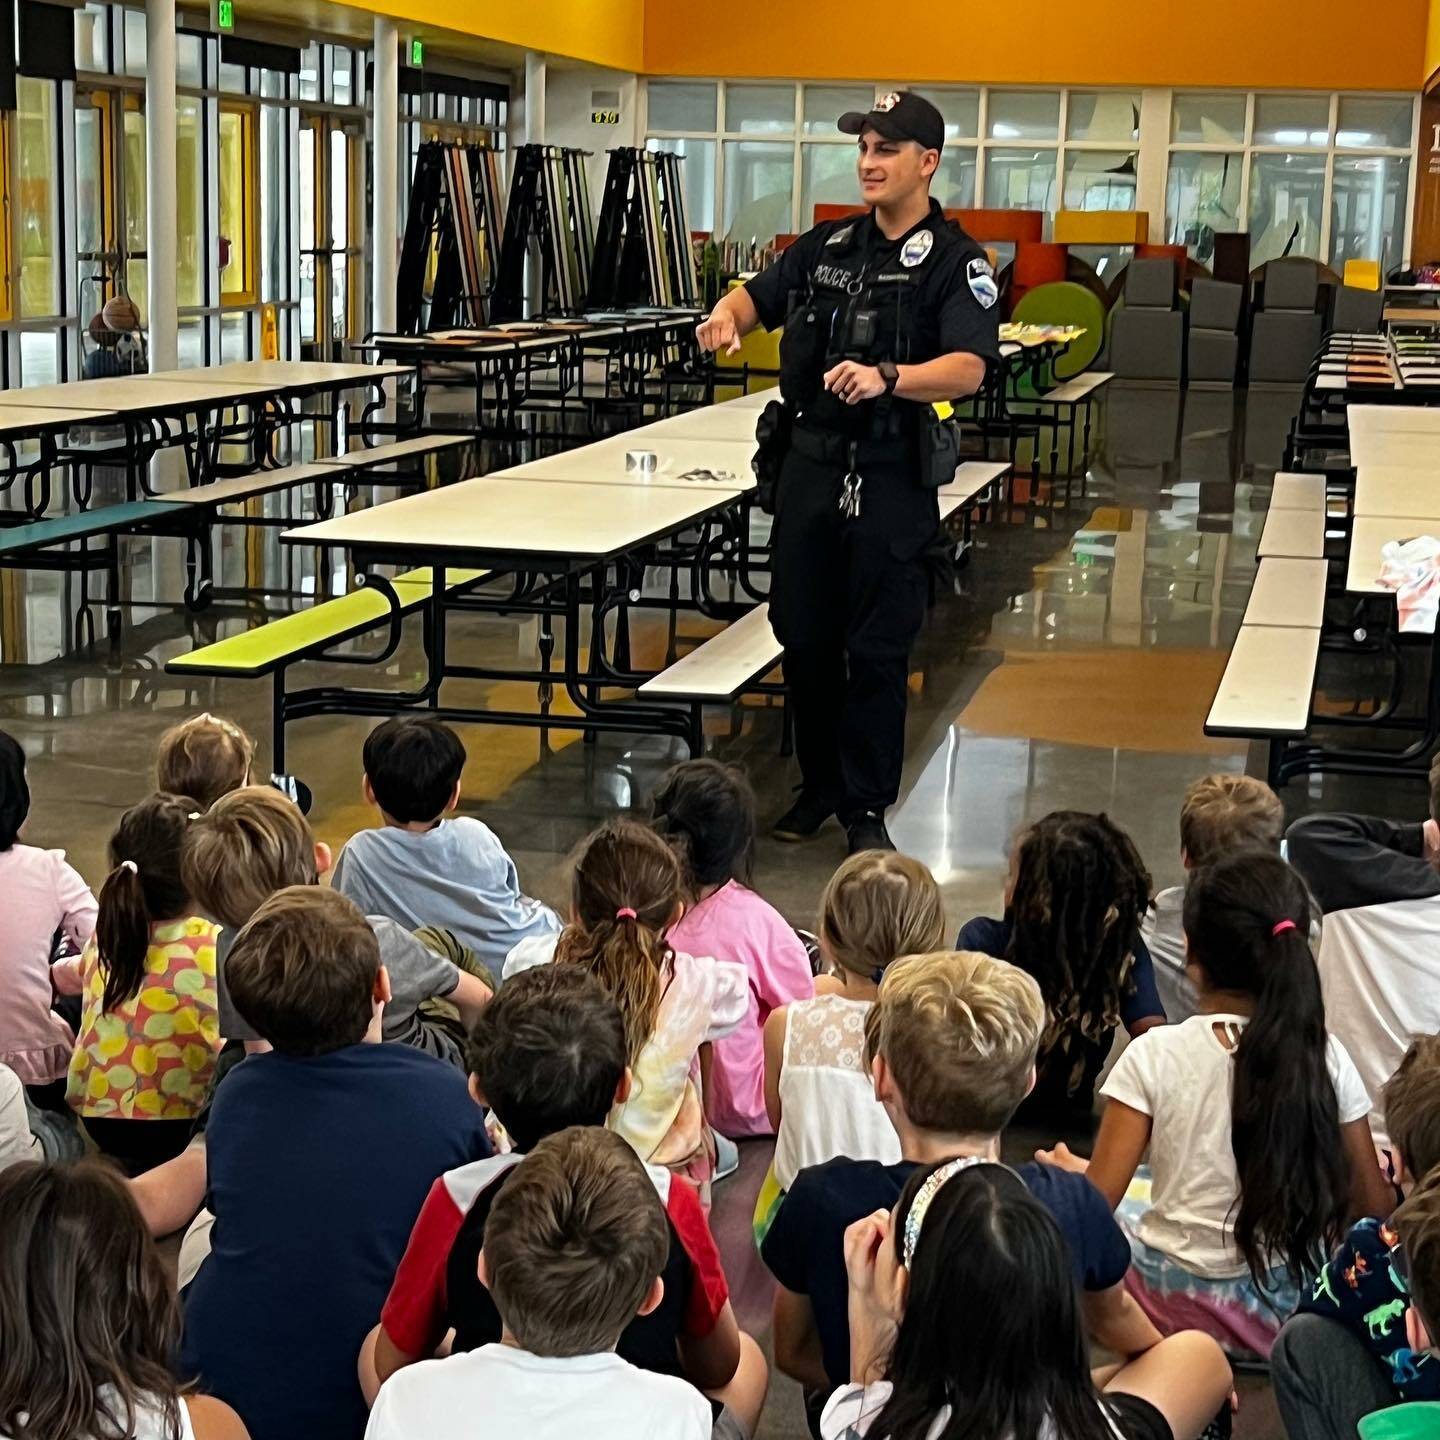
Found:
[331,816,561,977]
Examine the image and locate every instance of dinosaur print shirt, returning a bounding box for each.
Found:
[1298,1215,1440,1401]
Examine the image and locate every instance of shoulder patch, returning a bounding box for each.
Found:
[967,256,998,310]
[900,230,934,268]
[825,223,855,247]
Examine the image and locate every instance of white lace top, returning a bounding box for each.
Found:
[772,993,901,1190]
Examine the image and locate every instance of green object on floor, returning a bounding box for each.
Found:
[1358,1402,1440,1440]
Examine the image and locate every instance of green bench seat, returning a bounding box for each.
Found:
[0,500,190,556]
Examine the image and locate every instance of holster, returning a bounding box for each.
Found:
[918,406,963,490]
[752,398,793,515]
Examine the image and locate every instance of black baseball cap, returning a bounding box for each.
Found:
[838,91,945,152]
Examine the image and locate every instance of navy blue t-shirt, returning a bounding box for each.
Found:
[957,915,1165,1116]
[179,1043,491,1440]
[761,1156,1131,1389]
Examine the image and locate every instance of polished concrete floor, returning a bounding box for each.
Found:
[3,383,1424,1440]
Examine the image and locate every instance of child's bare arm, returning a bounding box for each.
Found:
[771,1286,830,1390]
[762,1006,789,1132]
[677,1299,742,1391]
[128,1139,207,1238]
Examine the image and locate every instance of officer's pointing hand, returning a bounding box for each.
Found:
[823,360,886,405]
[696,312,742,356]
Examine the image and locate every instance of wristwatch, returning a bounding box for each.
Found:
[878,360,900,395]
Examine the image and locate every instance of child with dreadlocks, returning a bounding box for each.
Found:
[957,810,1164,1129]
[506,819,748,1200]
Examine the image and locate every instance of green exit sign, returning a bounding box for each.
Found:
[408,37,424,66]
[215,0,234,30]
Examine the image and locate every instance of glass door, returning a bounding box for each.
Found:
[299,113,363,358]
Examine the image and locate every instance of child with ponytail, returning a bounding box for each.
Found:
[1041,850,1393,1357]
[66,794,222,1174]
[509,819,747,1196]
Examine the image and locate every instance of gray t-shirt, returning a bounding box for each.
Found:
[330,817,561,973]
[215,916,461,1059]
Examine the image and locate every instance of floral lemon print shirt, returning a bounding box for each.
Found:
[66,917,222,1120]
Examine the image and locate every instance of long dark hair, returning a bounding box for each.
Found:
[96,794,197,1014]
[1008,811,1151,1096]
[649,758,756,896]
[0,1160,185,1440]
[1183,849,1349,1288]
[0,729,30,851]
[871,1163,1116,1440]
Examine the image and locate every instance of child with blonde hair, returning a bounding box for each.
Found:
[156,714,254,812]
[753,852,945,1242]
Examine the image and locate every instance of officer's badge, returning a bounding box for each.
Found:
[967,257,998,309]
[900,231,933,267]
[874,92,901,112]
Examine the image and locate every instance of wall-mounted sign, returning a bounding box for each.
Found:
[408,37,424,67]
[214,0,234,31]
[591,108,621,125]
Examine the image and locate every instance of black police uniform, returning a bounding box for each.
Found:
[744,200,1000,823]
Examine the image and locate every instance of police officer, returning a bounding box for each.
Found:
[696,91,999,854]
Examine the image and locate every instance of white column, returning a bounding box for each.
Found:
[524,51,547,144]
[1136,89,1172,246]
[371,16,399,335]
[144,0,177,370]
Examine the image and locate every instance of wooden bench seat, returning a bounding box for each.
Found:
[638,603,780,703]
[1204,624,1322,739]
[1242,557,1329,629]
[1268,473,1327,512]
[164,461,344,509]
[1041,371,1114,405]
[1257,505,1327,559]
[316,434,473,474]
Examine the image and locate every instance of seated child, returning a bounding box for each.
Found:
[1375,1170,1440,1438]
[365,965,767,1437]
[180,886,490,1440]
[1286,753,1440,1151]
[0,1159,248,1440]
[510,819,747,1196]
[652,759,814,1141]
[1272,1035,1440,1440]
[958,809,1164,1125]
[156,713,254,812]
[66,793,222,1175]
[1043,849,1394,1359]
[188,786,491,1064]
[331,716,560,976]
[762,949,1160,1393]
[832,1161,1232,1440]
[1141,774,1284,1023]
[0,728,96,1099]
[365,1127,714,1440]
[755,851,944,1243]
[0,1061,83,1169]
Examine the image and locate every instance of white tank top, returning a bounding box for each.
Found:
[772,994,902,1190]
[3,1393,198,1440]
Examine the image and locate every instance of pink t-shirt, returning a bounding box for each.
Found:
[0,845,97,1084]
[669,881,814,1139]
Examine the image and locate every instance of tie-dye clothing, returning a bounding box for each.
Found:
[66,917,222,1120]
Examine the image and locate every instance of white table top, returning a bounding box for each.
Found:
[0,374,281,412]
[1349,404,1440,438]
[1258,506,1326,559]
[1348,433,1440,469]
[1346,514,1440,593]
[284,475,738,561]
[499,435,756,492]
[641,406,762,442]
[1243,557,1328,628]
[712,387,777,412]
[1269,473,1326,511]
[0,403,121,432]
[1354,467,1440,521]
[1207,625,1321,736]
[148,360,410,391]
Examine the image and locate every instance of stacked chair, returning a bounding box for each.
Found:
[1186,278,1244,387]
[1108,257,1184,384]
[1248,259,1324,384]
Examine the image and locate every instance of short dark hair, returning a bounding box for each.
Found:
[483,1127,669,1356]
[225,886,379,1056]
[465,967,626,1153]
[1384,1035,1440,1180]
[362,716,465,824]
[0,730,30,852]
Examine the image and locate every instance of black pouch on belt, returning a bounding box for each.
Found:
[752,398,793,515]
[918,405,963,489]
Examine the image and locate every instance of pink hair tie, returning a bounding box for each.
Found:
[1271,919,1297,937]
[616,907,637,922]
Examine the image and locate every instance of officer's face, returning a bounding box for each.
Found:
[856,131,938,207]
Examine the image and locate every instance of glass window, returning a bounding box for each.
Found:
[177,97,205,307]
[1066,90,1140,142]
[123,9,147,78]
[1063,150,1137,210]
[220,311,249,362]
[802,86,873,135]
[331,47,353,106]
[987,91,1060,141]
[1248,150,1327,265]
[647,136,715,234]
[178,317,207,369]
[800,144,859,223]
[17,78,60,319]
[912,88,979,139]
[219,104,257,303]
[330,128,349,341]
[74,101,106,261]
[20,331,60,387]
[1166,151,1243,261]
[177,33,204,87]
[722,140,794,242]
[983,148,1058,211]
[1170,92,1247,145]
[932,148,978,209]
[647,81,717,133]
[1330,154,1410,272]
[724,85,793,135]
[220,60,247,92]
[299,43,320,102]
[1336,95,1413,150]
[122,103,148,324]
[1252,93,1330,148]
[74,4,109,72]
[260,105,286,304]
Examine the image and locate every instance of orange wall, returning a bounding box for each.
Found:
[1428,0,1440,86]
[644,0,1427,91]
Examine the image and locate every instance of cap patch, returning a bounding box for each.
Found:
[967,256,998,309]
[900,230,934,268]
[874,92,901,113]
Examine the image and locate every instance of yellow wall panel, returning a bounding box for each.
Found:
[1053,211,1149,245]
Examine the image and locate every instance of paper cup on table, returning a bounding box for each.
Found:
[626,450,657,474]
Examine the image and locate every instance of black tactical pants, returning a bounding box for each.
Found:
[768,425,937,817]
